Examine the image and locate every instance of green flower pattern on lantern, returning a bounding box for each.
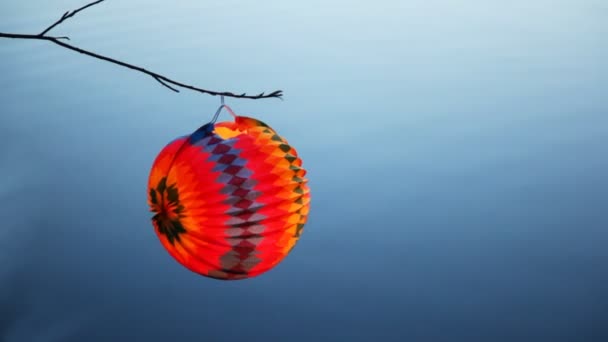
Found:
[149,177,186,244]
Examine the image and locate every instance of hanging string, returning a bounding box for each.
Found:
[210,95,237,124]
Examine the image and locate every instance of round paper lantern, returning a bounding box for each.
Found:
[147,114,310,280]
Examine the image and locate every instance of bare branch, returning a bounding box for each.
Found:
[40,0,106,36]
[0,0,283,101]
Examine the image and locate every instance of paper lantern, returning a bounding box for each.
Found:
[147,110,310,280]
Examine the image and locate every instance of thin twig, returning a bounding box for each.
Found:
[40,0,106,36]
[153,76,180,93]
[0,0,283,100]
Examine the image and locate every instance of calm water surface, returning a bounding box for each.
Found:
[1,1,607,341]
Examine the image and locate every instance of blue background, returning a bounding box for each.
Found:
[1,1,607,341]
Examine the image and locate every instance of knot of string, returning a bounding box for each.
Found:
[210,95,237,124]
